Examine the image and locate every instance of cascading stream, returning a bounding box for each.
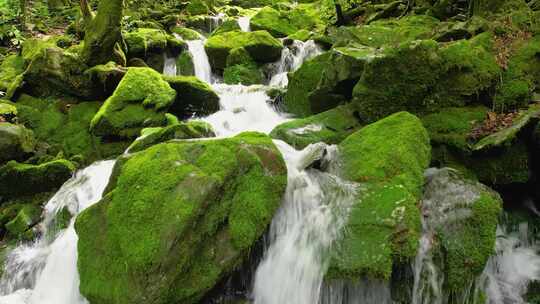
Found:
[0,161,116,304]
[237,16,251,32]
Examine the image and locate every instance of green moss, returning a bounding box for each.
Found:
[5,204,41,239]
[91,67,177,138]
[171,27,202,40]
[76,132,287,304]
[422,106,489,151]
[353,37,500,122]
[211,19,242,36]
[128,120,216,153]
[270,104,363,149]
[223,48,263,85]
[0,159,75,198]
[442,192,502,291]
[0,55,25,92]
[163,75,220,118]
[177,52,195,76]
[124,28,169,58]
[0,122,36,164]
[186,0,210,15]
[328,112,430,281]
[494,36,540,112]
[250,6,298,37]
[284,46,374,117]
[205,30,282,69]
[15,95,126,162]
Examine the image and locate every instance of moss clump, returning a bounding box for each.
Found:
[76,132,287,304]
[177,52,195,76]
[163,75,220,119]
[327,112,430,281]
[0,55,25,92]
[0,159,75,199]
[171,27,202,40]
[128,120,216,153]
[284,46,375,117]
[209,19,241,37]
[250,6,299,37]
[494,36,540,112]
[422,106,489,151]
[353,37,500,122]
[223,47,264,85]
[186,0,210,15]
[0,122,36,164]
[270,104,363,149]
[124,28,169,58]
[5,204,41,239]
[91,67,177,138]
[205,30,282,69]
[15,95,126,163]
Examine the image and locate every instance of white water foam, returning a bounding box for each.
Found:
[238,16,251,32]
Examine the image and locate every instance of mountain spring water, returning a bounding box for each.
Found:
[3,33,540,304]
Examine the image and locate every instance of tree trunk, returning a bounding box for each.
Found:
[81,0,125,67]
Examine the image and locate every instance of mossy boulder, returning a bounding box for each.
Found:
[0,122,36,164]
[163,75,220,119]
[171,27,202,40]
[250,7,298,37]
[270,104,363,149]
[76,132,287,304]
[124,28,169,58]
[352,36,500,122]
[494,36,540,112]
[423,105,534,185]
[0,55,25,94]
[5,204,41,239]
[421,168,502,293]
[15,95,128,163]
[210,19,242,37]
[128,121,215,153]
[327,112,430,281]
[205,30,282,70]
[284,46,375,117]
[177,52,195,76]
[186,0,210,15]
[0,102,17,122]
[90,67,177,138]
[223,47,264,85]
[0,159,75,199]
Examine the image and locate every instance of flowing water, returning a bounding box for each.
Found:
[163,53,177,76]
[238,16,251,32]
[0,161,116,304]
[5,33,538,304]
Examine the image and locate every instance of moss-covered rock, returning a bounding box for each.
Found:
[223,47,264,85]
[0,102,17,123]
[352,36,500,122]
[163,75,220,119]
[284,46,375,117]
[494,36,540,112]
[0,55,25,93]
[270,104,363,149]
[124,28,169,58]
[15,95,127,163]
[76,132,287,304]
[186,0,210,15]
[171,27,203,40]
[5,204,41,239]
[177,52,196,76]
[0,122,36,164]
[327,112,430,281]
[0,159,75,199]
[421,168,502,293]
[205,30,282,70]
[250,6,298,37]
[128,120,215,153]
[210,19,242,37]
[90,67,177,138]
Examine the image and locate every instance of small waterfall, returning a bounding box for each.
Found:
[201,84,288,137]
[186,39,213,84]
[208,13,226,33]
[163,53,177,76]
[476,220,540,303]
[238,16,251,32]
[0,161,116,304]
[252,142,357,304]
[412,168,483,304]
[269,40,323,87]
